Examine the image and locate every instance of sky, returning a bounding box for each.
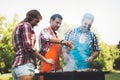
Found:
[0,0,120,45]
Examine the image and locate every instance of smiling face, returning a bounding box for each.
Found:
[81,18,92,33]
[82,18,92,28]
[50,17,62,31]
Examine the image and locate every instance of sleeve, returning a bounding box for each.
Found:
[65,29,75,41]
[38,29,51,54]
[65,31,70,41]
[22,23,36,53]
[63,29,74,49]
[40,29,50,42]
[92,33,100,52]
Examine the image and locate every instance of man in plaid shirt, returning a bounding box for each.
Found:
[62,13,100,71]
[38,14,72,80]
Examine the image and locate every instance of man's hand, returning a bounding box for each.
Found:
[86,52,99,63]
[61,40,74,50]
[67,42,74,50]
[86,56,94,63]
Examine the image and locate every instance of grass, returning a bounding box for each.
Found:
[105,72,120,80]
[0,74,12,80]
[0,72,120,80]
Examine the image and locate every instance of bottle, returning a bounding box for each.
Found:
[51,65,55,73]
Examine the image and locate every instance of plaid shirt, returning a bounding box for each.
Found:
[64,27,99,52]
[12,22,36,68]
[38,27,58,55]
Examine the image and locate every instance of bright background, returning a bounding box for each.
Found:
[0,0,120,45]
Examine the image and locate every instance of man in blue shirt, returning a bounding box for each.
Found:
[62,13,100,71]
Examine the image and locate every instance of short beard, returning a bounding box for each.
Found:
[81,26,90,33]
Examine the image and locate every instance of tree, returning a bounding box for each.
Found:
[57,23,76,40]
[113,41,120,70]
[0,14,18,73]
[117,41,120,49]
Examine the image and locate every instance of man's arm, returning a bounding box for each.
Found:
[34,50,54,64]
[86,51,99,63]
[86,33,100,63]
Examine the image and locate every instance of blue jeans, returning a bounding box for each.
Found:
[12,63,35,80]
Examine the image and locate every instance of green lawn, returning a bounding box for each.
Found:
[0,72,119,80]
[105,72,120,80]
[0,73,12,80]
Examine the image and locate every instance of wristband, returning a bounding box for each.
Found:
[60,40,64,44]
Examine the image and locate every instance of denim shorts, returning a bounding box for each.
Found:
[12,63,35,80]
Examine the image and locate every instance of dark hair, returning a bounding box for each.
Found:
[23,9,42,22]
[50,14,63,21]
